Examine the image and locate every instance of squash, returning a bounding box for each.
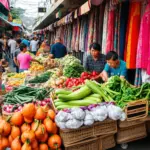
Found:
[47,109,55,121]
[35,124,46,140]
[11,126,21,139]
[39,143,48,150]
[11,112,24,126]
[21,123,31,133]
[43,117,54,133]
[34,107,46,120]
[21,130,35,143]
[11,137,21,150]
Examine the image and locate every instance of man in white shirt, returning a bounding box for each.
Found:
[8,36,17,58]
[30,36,39,55]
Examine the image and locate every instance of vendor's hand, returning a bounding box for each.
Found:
[91,74,101,81]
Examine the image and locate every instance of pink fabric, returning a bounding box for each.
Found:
[106,10,115,53]
[136,2,150,75]
[17,53,32,70]
[0,0,10,10]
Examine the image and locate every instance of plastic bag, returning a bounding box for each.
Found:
[91,105,107,121]
[65,119,83,129]
[84,110,94,126]
[71,108,86,120]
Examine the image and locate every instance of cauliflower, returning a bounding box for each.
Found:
[65,119,83,129]
[84,110,94,126]
[71,108,86,120]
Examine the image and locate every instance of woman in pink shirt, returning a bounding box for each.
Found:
[17,43,39,72]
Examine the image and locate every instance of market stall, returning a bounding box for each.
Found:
[0,54,149,150]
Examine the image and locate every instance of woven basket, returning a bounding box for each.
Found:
[60,119,117,145]
[124,99,148,121]
[64,137,99,150]
[118,119,145,128]
[93,119,117,136]
[117,123,147,144]
[99,134,116,150]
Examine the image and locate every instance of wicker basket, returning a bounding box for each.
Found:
[93,119,117,136]
[124,99,148,121]
[64,137,99,150]
[118,119,145,128]
[99,134,116,150]
[117,123,147,144]
[60,119,117,145]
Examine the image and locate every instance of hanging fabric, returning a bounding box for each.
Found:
[102,2,109,54]
[105,8,115,53]
[87,10,95,51]
[134,68,142,87]
[71,20,77,51]
[75,18,81,51]
[119,1,129,60]
[136,1,150,75]
[124,1,141,69]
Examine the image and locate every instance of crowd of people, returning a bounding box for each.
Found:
[0,33,127,82]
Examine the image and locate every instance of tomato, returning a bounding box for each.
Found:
[92,71,99,76]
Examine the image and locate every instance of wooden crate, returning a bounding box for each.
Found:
[124,99,148,121]
[60,119,117,145]
[99,134,116,150]
[117,123,147,144]
[64,137,99,150]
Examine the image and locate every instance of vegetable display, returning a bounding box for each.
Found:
[4,86,53,105]
[55,105,126,129]
[28,71,52,83]
[65,71,99,88]
[0,103,62,150]
[63,63,84,78]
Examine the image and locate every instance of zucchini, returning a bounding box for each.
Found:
[55,89,72,95]
[58,86,91,101]
[90,94,102,99]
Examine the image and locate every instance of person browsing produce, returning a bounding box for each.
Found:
[83,43,106,73]
[17,43,40,72]
[100,51,127,82]
[50,37,67,58]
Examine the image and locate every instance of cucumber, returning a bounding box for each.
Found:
[58,86,91,101]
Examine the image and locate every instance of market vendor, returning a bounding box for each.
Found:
[100,51,127,82]
[17,43,40,72]
[50,37,67,59]
[83,43,106,73]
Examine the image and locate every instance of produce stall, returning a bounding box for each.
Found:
[0,55,149,150]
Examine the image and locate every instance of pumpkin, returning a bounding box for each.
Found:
[47,109,55,121]
[8,135,13,145]
[11,126,21,139]
[24,117,33,124]
[48,134,62,149]
[38,132,48,142]
[0,120,11,136]
[22,103,36,118]
[11,112,24,126]
[22,142,32,150]
[11,137,21,150]
[1,136,9,149]
[52,123,58,134]
[34,107,46,120]
[31,139,38,149]
[21,123,31,133]
[35,124,46,140]
[21,130,35,143]
[39,143,48,150]
[43,117,54,133]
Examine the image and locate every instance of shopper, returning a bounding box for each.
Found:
[22,36,30,48]
[17,43,40,72]
[83,43,106,73]
[13,39,22,73]
[100,51,127,82]
[50,37,67,58]
[30,36,39,55]
[8,36,17,59]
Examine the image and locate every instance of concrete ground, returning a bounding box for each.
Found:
[111,136,150,150]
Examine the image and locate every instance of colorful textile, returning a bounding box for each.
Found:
[119,1,129,60]
[134,68,142,87]
[71,20,77,51]
[136,1,150,75]
[106,9,115,53]
[124,2,141,69]
[75,19,81,51]
[102,3,109,54]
